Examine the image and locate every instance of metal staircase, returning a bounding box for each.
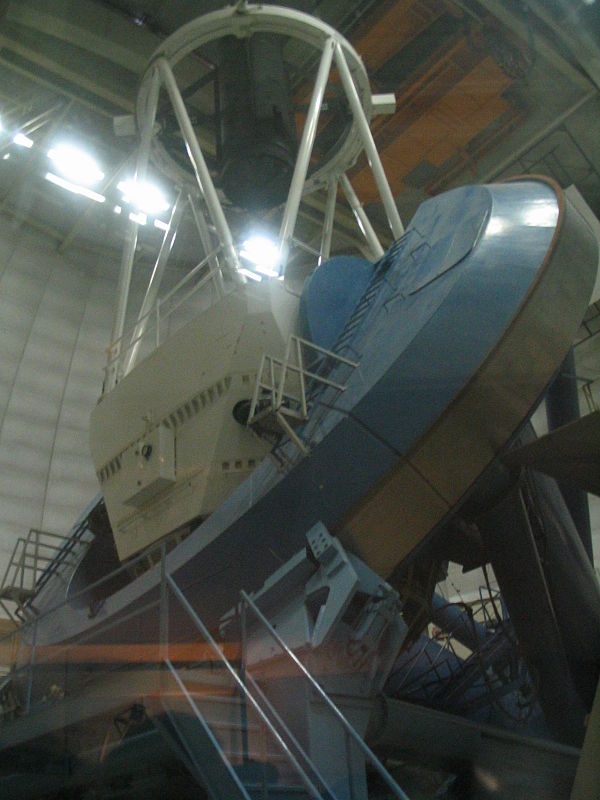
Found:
[0,522,91,621]
[247,334,357,456]
[249,238,408,466]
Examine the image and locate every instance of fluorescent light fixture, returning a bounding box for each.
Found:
[128,210,147,226]
[45,171,106,203]
[238,267,262,282]
[240,234,280,277]
[13,132,33,149]
[48,143,104,186]
[114,205,122,214]
[154,219,170,232]
[118,178,169,215]
[2,153,10,161]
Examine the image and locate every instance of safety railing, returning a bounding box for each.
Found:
[0,528,91,622]
[240,590,411,800]
[104,244,226,386]
[0,536,170,717]
[165,575,332,800]
[247,335,358,455]
[0,542,400,800]
[388,587,528,721]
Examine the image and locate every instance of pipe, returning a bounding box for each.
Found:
[188,195,225,298]
[279,37,335,272]
[319,177,337,264]
[107,66,160,391]
[339,173,384,259]
[334,42,403,239]
[156,57,241,279]
[545,348,593,562]
[123,193,187,376]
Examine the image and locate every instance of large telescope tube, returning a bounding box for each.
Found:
[219,33,298,211]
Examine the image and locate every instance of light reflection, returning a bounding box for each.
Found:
[118,178,169,215]
[239,267,262,282]
[486,217,507,236]
[128,210,147,226]
[48,143,104,186]
[240,234,280,277]
[523,202,559,228]
[45,172,106,203]
[13,132,33,149]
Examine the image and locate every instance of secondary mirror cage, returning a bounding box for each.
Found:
[105,3,403,391]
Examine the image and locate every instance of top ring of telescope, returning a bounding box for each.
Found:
[136,3,372,191]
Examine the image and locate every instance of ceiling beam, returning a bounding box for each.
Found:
[4,0,159,74]
[526,0,600,91]
[58,149,135,253]
[1,100,74,208]
[479,89,597,182]
[0,32,135,113]
[0,54,116,119]
[472,0,595,92]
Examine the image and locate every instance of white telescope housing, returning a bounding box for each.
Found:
[93,4,404,561]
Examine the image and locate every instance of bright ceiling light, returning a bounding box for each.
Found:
[13,132,33,149]
[117,178,169,215]
[128,210,147,226]
[240,234,280,278]
[45,171,106,203]
[48,143,104,186]
[238,267,263,282]
[154,219,170,232]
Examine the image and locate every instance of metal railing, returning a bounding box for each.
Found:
[247,335,358,455]
[0,536,170,714]
[240,590,411,800]
[165,576,330,800]
[104,245,226,385]
[0,528,90,621]
[388,587,529,721]
[0,543,410,800]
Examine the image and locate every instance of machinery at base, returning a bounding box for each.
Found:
[0,5,599,799]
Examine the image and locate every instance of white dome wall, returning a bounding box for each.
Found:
[0,217,122,566]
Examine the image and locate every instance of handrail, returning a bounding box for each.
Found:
[238,661,338,800]
[240,590,411,800]
[248,335,358,433]
[31,519,92,599]
[166,574,328,800]
[103,245,224,377]
[0,526,92,622]
[2,542,407,800]
[164,658,253,800]
[0,531,168,653]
